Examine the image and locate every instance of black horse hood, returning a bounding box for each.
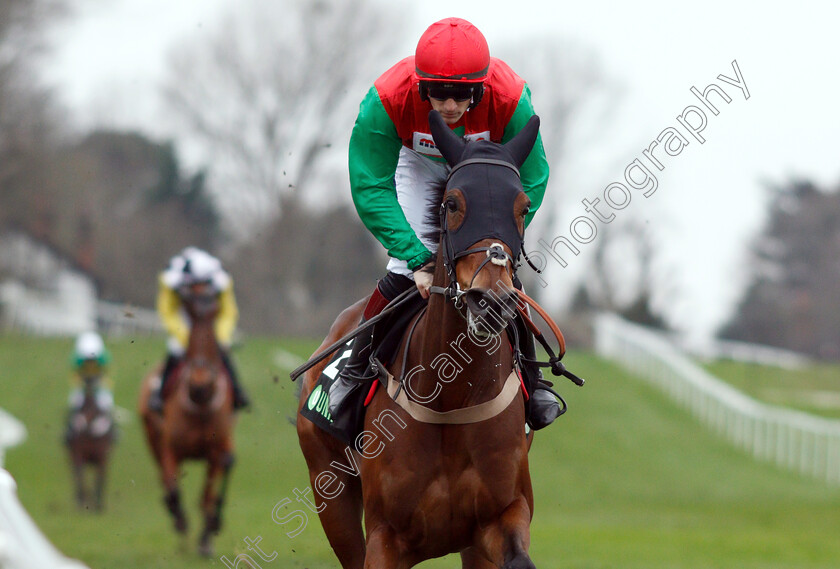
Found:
[428,110,540,261]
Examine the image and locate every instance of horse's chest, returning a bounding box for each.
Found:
[167,423,225,457]
[380,455,521,522]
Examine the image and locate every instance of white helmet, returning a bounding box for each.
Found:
[74,331,109,366]
[162,247,230,291]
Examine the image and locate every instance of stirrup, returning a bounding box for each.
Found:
[337,362,379,383]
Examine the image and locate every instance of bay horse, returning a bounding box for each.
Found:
[66,370,116,512]
[138,281,236,556]
[297,110,543,568]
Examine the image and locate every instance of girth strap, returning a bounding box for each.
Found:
[384,369,521,424]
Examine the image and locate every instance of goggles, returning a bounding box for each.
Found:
[426,83,477,102]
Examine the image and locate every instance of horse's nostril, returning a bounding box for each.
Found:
[464,289,517,326]
[463,289,490,317]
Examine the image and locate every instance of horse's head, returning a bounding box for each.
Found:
[179,281,221,323]
[184,356,220,405]
[428,109,540,337]
[177,282,225,407]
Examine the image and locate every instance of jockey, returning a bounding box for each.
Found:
[150,246,250,412]
[65,331,114,442]
[68,331,114,412]
[341,17,561,430]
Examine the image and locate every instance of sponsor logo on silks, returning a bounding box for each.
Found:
[412,130,491,157]
[307,385,333,422]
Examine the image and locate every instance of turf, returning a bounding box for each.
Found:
[1,334,839,568]
[703,359,840,419]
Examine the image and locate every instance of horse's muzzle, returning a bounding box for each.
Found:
[462,288,518,337]
[189,383,214,405]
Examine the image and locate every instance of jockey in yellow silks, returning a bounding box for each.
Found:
[150,246,250,412]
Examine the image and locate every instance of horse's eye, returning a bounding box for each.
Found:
[521,205,530,217]
[446,198,458,212]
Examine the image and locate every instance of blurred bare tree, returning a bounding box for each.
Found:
[566,219,672,344]
[0,0,68,229]
[157,0,408,335]
[494,38,622,301]
[162,0,407,241]
[720,179,840,358]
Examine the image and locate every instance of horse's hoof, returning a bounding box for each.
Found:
[198,539,214,557]
[174,517,188,534]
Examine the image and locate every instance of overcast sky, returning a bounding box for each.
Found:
[43,0,840,340]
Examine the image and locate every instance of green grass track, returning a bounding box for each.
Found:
[1,335,838,568]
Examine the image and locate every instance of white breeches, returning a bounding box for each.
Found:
[68,388,114,411]
[386,147,450,276]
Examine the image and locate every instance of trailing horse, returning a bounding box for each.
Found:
[297,110,569,568]
[65,375,115,511]
[138,282,236,557]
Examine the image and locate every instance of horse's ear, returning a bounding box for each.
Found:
[504,115,540,168]
[429,110,466,167]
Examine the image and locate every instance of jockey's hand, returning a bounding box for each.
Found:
[413,262,435,299]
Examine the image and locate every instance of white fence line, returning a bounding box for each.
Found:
[0,410,90,569]
[0,410,26,468]
[0,469,90,569]
[96,301,162,336]
[594,313,840,485]
[671,335,811,370]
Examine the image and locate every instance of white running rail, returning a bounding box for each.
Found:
[0,410,90,569]
[0,410,26,468]
[594,313,840,485]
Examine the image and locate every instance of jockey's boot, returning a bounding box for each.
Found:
[328,283,397,418]
[516,316,564,430]
[149,354,180,413]
[221,351,250,411]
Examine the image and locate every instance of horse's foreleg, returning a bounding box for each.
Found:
[160,447,187,533]
[70,456,86,509]
[364,525,413,569]
[199,449,234,557]
[297,417,366,569]
[476,495,536,569]
[94,459,107,512]
[460,547,497,568]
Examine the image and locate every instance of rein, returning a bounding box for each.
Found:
[515,290,585,387]
[427,284,584,388]
[289,287,421,381]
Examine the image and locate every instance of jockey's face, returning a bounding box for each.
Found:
[429,96,471,124]
[79,359,103,378]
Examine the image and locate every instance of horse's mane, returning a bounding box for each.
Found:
[421,178,448,244]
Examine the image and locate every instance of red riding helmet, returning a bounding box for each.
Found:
[415,18,490,83]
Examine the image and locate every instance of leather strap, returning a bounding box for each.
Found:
[385,369,521,424]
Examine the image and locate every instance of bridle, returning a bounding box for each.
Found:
[432,158,523,307]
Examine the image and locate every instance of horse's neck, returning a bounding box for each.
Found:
[81,377,101,395]
[185,315,220,361]
[410,262,513,410]
[80,378,102,411]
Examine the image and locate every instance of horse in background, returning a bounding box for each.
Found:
[297,110,546,568]
[138,281,236,557]
[65,370,116,512]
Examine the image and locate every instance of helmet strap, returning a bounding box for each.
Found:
[468,84,484,111]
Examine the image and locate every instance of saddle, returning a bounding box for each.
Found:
[300,293,427,446]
